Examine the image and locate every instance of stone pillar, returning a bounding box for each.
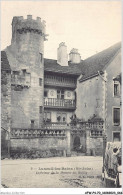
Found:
[66,129,71,157]
[86,130,91,156]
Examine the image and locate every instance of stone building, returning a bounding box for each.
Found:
[1,15,121,158]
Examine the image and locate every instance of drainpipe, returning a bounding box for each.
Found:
[97,71,107,134]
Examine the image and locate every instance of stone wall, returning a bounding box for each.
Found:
[10,136,68,158]
[11,82,44,129]
[105,50,121,142]
[76,76,104,121]
[1,70,11,131]
[1,128,10,159]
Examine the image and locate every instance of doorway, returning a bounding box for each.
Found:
[73,136,80,150]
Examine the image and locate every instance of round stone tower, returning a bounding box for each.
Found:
[11,15,46,70]
[7,15,47,129]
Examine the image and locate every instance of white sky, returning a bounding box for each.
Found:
[1,1,121,60]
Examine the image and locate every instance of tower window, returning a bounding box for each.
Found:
[40,53,43,63]
[39,78,42,86]
[22,69,26,76]
[31,120,34,128]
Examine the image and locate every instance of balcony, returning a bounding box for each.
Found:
[44,98,76,110]
[44,77,76,89]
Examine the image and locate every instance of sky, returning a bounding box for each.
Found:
[1,1,122,60]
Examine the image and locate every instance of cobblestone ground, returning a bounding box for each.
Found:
[1,156,104,188]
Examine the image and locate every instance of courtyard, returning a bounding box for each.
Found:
[1,156,104,188]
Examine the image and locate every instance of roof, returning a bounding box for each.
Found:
[44,58,81,76]
[1,51,11,71]
[1,42,121,78]
[44,42,121,79]
[79,42,121,81]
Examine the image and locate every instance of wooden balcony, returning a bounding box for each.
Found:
[44,98,76,110]
[44,78,76,89]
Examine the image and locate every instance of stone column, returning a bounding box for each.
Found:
[66,129,71,157]
[86,130,91,156]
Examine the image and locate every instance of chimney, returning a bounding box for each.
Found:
[57,42,68,66]
[69,48,81,64]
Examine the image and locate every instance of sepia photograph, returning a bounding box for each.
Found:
[1,0,122,194]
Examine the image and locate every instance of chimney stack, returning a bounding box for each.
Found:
[57,42,68,66]
[69,48,81,64]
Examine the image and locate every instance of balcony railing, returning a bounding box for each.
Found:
[44,98,76,109]
[44,122,69,130]
[70,121,104,131]
[90,130,103,137]
[11,128,66,138]
[44,78,76,88]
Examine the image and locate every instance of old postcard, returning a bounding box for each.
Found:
[1,1,122,194]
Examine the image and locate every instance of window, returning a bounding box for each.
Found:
[113,108,120,126]
[22,69,26,76]
[57,90,64,99]
[31,120,34,128]
[39,78,42,86]
[44,91,48,97]
[44,112,51,122]
[39,106,43,113]
[40,53,43,63]
[62,113,67,122]
[57,90,60,99]
[113,132,120,142]
[114,81,120,96]
[61,90,64,99]
[57,113,67,122]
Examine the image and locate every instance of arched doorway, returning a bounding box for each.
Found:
[73,136,80,150]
